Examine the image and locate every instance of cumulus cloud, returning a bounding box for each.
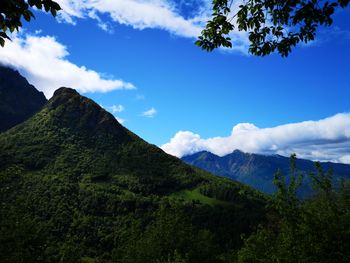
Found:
[108,104,125,113]
[0,33,135,98]
[53,0,250,54]
[161,113,350,164]
[141,107,157,118]
[55,0,202,36]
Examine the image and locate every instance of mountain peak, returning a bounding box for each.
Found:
[47,87,125,138]
[230,149,247,156]
[53,87,79,97]
[49,87,85,108]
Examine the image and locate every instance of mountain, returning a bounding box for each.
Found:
[0,87,266,263]
[0,65,47,133]
[182,150,350,196]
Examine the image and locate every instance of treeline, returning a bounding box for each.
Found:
[1,155,349,262]
[198,180,261,203]
[236,155,350,262]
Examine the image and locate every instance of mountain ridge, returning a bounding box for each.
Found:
[0,86,206,194]
[182,150,350,195]
[0,65,47,132]
[0,84,267,262]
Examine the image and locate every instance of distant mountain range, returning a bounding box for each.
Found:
[182,150,350,196]
[0,67,265,262]
[0,65,47,132]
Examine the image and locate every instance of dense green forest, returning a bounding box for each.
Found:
[0,87,266,262]
[0,86,349,262]
[237,156,350,262]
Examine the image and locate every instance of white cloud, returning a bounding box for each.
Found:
[0,33,135,98]
[55,0,85,25]
[340,155,350,164]
[55,0,202,37]
[108,104,125,113]
[87,10,114,33]
[141,107,157,118]
[161,113,350,164]
[100,104,125,124]
[115,116,126,124]
[53,0,250,54]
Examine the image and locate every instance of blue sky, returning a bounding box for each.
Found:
[0,0,349,163]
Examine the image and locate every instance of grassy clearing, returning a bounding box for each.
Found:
[171,188,230,206]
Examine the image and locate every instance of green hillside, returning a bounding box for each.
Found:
[0,87,266,263]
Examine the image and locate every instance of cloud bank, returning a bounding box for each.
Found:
[54,0,250,54]
[54,0,203,36]
[0,33,135,98]
[161,113,350,164]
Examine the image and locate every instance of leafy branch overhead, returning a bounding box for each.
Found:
[197,0,350,56]
[0,0,61,47]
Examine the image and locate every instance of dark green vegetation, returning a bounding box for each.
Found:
[0,70,349,262]
[236,155,350,262]
[0,65,47,132]
[182,150,350,196]
[197,0,349,56]
[0,0,61,46]
[0,87,266,262]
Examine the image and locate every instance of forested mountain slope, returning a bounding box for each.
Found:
[0,87,266,263]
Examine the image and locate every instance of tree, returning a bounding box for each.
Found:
[197,0,350,57]
[236,155,350,262]
[0,0,61,46]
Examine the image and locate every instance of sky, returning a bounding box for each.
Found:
[0,0,349,163]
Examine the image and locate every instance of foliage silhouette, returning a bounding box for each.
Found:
[197,0,349,56]
[0,0,61,46]
[236,155,350,262]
